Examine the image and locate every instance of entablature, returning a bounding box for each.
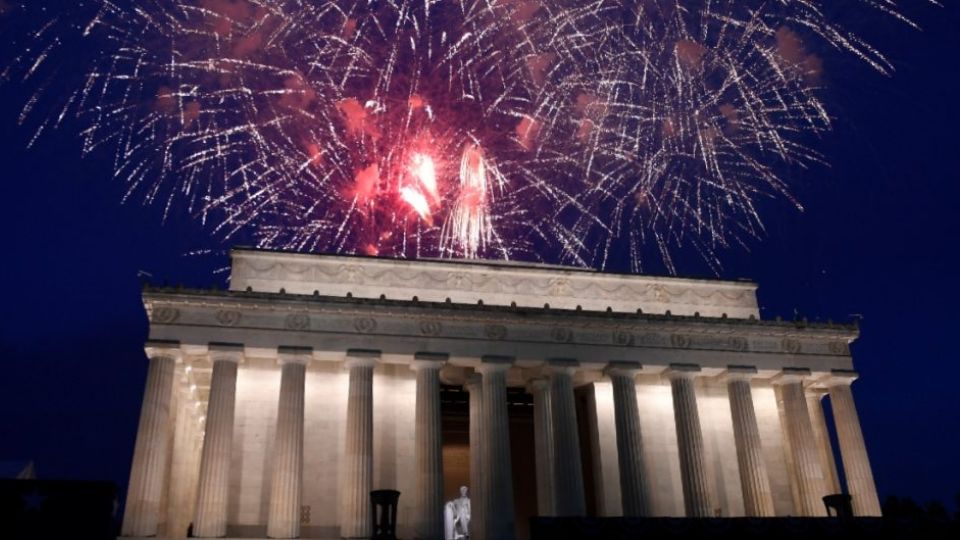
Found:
[143,286,858,378]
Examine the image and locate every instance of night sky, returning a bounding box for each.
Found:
[1,0,959,516]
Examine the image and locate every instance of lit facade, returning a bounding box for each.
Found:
[120,248,880,540]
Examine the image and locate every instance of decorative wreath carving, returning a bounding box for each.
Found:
[828,341,850,355]
[215,310,242,327]
[285,313,310,331]
[484,324,507,340]
[551,326,573,343]
[782,339,802,354]
[670,334,692,349]
[613,330,635,347]
[419,320,443,336]
[151,307,180,324]
[353,317,378,333]
[727,337,749,352]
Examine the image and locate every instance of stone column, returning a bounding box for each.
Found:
[465,374,486,540]
[827,370,882,516]
[194,343,244,537]
[773,368,827,517]
[340,350,378,539]
[548,360,587,517]
[267,347,311,539]
[411,353,447,540]
[526,378,556,516]
[477,356,515,540]
[604,362,652,517]
[121,341,180,537]
[724,366,775,517]
[665,364,713,517]
[806,389,841,495]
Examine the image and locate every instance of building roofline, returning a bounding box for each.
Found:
[229,246,758,289]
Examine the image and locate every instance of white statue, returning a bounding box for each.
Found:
[443,485,471,540]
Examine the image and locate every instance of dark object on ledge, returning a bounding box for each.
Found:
[371,489,401,540]
[823,493,854,518]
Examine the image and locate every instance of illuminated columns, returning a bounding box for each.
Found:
[121,340,179,537]
[194,343,243,537]
[548,360,587,516]
[340,350,378,539]
[806,389,841,494]
[465,374,486,540]
[526,377,556,516]
[773,368,828,517]
[266,347,310,539]
[478,357,516,540]
[665,364,714,517]
[411,353,447,540]
[604,361,652,517]
[827,370,882,516]
[724,366,775,517]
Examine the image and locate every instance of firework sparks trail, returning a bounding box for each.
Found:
[2,0,935,272]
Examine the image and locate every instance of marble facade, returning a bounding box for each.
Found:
[120,248,880,540]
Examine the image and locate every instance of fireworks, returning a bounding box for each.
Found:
[3,0,932,272]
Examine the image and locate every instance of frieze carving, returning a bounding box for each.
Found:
[828,341,850,355]
[637,333,667,346]
[782,338,802,354]
[419,320,443,336]
[548,278,573,297]
[612,330,634,346]
[728,337,749,352]
[285,313,310,331]
[341,265,364,284]
[353,317,377,333]
[551,327,573,343]
[670,334,692,349]
[216,310,242,327]
[230,251,761,316]
[448,272,468,288]
[152,307,180,324]
[484,324,507,340]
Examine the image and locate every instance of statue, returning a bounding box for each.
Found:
[443,486,471,540]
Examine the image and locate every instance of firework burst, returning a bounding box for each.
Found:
[2,0,933,272]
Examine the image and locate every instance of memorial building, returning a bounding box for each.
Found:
[120,247,881,540]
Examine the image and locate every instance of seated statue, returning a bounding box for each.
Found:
[443,486,471,540]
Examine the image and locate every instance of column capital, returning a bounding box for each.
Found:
[771,367,812,385]
[145,340,182,362]
[464,373,482,393]
[345,349,380,369]
[544,358,579,377]
[663,363,701,380]
[208,342,244,363]
[477,355,514,375]
[277,346,313,366]
[410,352,449,371]
[525,376,550,394]
[823,369,858,387]
[604,361,642,379]
[720,365,759,382]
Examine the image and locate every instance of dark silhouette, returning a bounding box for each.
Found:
[823,494,853,518]
[371,489,400,540]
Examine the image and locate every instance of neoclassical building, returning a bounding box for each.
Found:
[120,248,880,540]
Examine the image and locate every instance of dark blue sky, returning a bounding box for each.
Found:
[1,1,958,513]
